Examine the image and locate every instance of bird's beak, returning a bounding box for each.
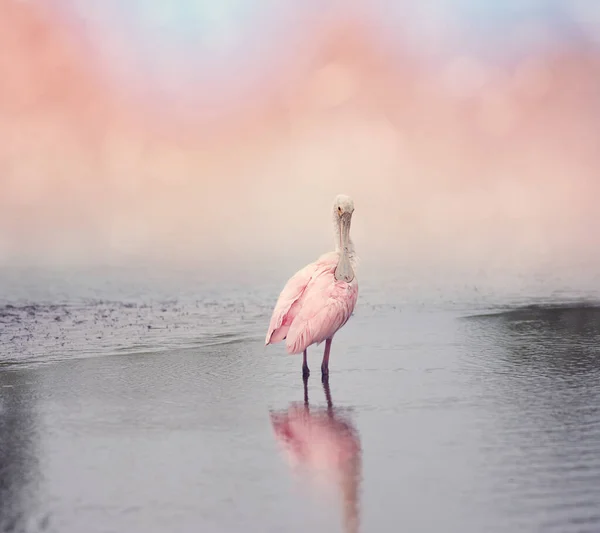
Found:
[339,211,352,250]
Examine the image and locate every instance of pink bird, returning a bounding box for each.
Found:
[265,194,358,380]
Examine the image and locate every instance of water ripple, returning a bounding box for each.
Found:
[459,304,600,533]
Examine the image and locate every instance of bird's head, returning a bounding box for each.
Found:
[333,194,355,218]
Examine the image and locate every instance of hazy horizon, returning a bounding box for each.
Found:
[1,0,599,285]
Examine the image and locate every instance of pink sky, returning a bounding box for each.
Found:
[1,0,599,279]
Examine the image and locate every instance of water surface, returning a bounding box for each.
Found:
[1,268,600,532]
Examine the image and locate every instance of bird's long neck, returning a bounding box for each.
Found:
[333,212,356,282]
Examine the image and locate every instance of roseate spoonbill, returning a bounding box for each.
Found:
[270,380,362,533]
[265,194,358,379]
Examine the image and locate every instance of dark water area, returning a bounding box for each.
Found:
[1,268,600,532]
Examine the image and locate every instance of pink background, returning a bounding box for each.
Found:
[1,0,599,280]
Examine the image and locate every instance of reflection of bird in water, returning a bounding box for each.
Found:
[270,379,362,533]
[265,194,359,380]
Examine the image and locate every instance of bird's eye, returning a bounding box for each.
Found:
[338,206,342,212]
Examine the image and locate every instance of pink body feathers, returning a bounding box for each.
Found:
[265,252,358,354]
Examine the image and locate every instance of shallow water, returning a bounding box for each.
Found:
[1,267,600,532]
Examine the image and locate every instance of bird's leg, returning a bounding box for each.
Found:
[322,375,333,415]
[321,338,332,381]
[303,373,309,408]
[302,349,310,379]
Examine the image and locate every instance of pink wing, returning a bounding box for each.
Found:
[285,275,358,354]
[265,260,320,346]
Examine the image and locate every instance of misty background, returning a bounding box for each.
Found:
[1,0,599,291]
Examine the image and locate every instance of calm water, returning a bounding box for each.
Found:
[1,267,600,533]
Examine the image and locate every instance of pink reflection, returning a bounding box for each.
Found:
[270,380,362,533]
